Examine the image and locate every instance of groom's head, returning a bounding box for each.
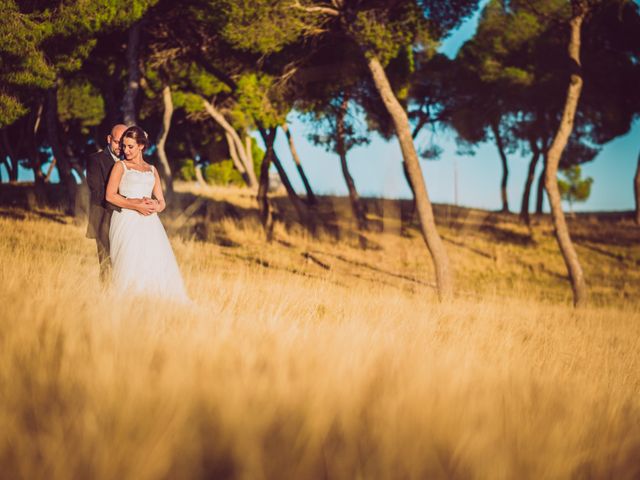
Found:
[107,124,128,157]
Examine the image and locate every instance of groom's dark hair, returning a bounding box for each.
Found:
[120,126,149,150]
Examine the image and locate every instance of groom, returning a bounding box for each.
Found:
[86,124,127,285]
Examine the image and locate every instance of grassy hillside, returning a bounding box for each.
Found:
[1,182,639,479]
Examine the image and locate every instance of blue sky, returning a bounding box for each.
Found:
[4,1,638,213]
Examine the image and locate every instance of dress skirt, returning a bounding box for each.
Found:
[110,209,189,302]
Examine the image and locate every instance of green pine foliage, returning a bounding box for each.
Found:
[206,135,264,186]
[178,137,264,187]
[178,159,196,182]
[204,160,245,186]
[218,0,317,55]
[0,2,54,126]
[57,77,105,131]
[558,166,594,211]
[0,0,158,129]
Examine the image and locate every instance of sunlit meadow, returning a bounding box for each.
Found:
[1,183,639,479]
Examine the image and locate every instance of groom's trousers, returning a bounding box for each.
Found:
[96,210,112,286]
[88,203,113,286]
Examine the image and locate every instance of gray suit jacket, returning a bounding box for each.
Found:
[86,149,121,241]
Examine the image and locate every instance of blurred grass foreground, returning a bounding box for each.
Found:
[1,183,639,479]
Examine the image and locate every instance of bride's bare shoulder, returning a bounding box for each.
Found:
[112,161,127,173]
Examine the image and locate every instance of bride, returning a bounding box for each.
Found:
[105,126,189,302]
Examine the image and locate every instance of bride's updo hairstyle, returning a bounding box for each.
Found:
[120,126,149,152]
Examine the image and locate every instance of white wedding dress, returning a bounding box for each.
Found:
[109,162,189,302]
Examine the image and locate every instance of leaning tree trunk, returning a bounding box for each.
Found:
[520,139,541,225]
[0,141,9,182]
[544,3,588,307]
[490,121,510,213]
[281,122,317,206]
[122,22,141,126]
[634,149,640,225]
[45,86,76,215]
[262,126,308,226]
[336,97,367,231]
[30,102,46,204]
[44,158,57,183]
[103,70,119,129]
[365,54,452,300]
[271,151,309,226]
[185,131,207,187]
[535,162,546,214]
[202,98,258,189]
[155,85,174,197]
[0,130,18,182]
[245,135,254,170]
[224,131,251,184]
[257,128,276,228]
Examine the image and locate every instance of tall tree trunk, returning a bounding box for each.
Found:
[202,98,258,190]
[544,2,588,307]
[9,158,18,182]
[257,128,275,228]
[490,121,510,213]
[155,85,174,197]
[281,122,317,206]
[241,133,258,188]
[30,103,46,204]
[0,143,8,183]
[103,70,119,129]
[520,139,541,225]
[263,126,308,226]
[271,151,309,226]
[365,53,452,300]
[336,97,367,231]
[244,135,254,178]
[186,131,207,187]
[44,158,57,183]
[46,86,76,215]
[535,161,546,214]
[0,130,18,182]
[122,22,141,126]
[194,164,207,187]
[225,131,251,182]
[634,149,640,225]
[257,126,313,233]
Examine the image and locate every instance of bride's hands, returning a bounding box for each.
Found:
[134,198,158,216]
[144,197,160,213]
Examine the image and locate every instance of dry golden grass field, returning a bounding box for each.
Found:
[1,182,640,479]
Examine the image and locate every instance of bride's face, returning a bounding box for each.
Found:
[122,137,143,160]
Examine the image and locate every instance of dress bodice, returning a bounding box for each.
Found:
[118,162,155,199]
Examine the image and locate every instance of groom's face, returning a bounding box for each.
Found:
[108,133,122,156]
[107,125,127,157]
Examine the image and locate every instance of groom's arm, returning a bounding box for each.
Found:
[86,153,103,206]
[102,160,122,212]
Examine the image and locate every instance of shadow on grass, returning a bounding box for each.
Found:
[0,209,26,221]
[2,183,638,255]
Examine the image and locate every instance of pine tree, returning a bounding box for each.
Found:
[558,165,593,213]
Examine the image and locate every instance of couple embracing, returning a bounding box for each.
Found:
[86,124,189,303]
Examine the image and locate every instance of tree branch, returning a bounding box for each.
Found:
[292,0,340,17]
